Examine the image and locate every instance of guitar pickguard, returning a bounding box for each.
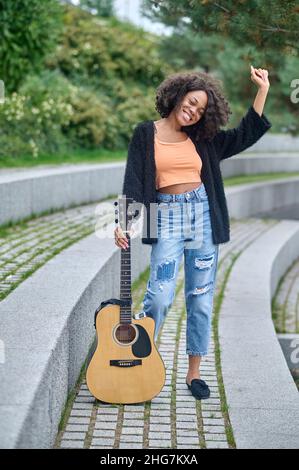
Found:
[132,324,152,358]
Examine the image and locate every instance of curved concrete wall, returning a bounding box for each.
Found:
[0,149,299,227]
[0,225,151,448]
[0,163,123,226]
[219,219,299,449]
[221,153,299,178]
[245,133,299,152]
[225,176,299,219]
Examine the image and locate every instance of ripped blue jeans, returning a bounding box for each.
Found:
[142,182,219,356]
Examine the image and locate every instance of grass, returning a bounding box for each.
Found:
[271,256,299,334]
[1,143,299,181]
[54,355,88,448]
[0,148,126,169]
[223,171,299,186]
[212,254,239,448]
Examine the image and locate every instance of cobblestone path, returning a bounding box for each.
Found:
[0,200,112,301]
[54,217,278,450]
[273,258,299,334]
[272,253,299,391]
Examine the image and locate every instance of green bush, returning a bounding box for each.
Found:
[46,6,171,89]
[0,4,174,160]
[0,0,63,93]
[0,73,73,158]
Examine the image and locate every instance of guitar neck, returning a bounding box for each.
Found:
[120,233,132,323]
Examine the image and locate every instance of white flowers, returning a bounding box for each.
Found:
[29,138,38,158]
[0,90,76,158]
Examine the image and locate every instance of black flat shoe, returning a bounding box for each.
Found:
[186,378,210,400]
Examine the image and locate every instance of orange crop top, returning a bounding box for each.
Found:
[154,135,202,190]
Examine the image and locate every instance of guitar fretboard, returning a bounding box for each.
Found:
[120,235,132,324]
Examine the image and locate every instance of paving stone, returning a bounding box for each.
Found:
[122,420,144,428]
[151,398,171,404]
[91,438,115,447]
[151,404,171,410]
[203,418,225,426]
[176,444,201,449]
[65,424,89,432]
[70,409,92,417]
[118,442,143,449]
[159,392,172,398]
[61,432,86,440]
[176,389,192,396]
[97,407,118,414]
[77,390,93,397]
[204,425,226,434]
[122,427,144,435]
[90,445,114,449]
[148,440,172,448]
[205,440,229,449]
[176,421,197,430]
[119,434,143,443]
[176,402,196,408]
[123,412,144,420]
[123,405,145,412]
[176,396,195,403]
[201,411,224,419]
[60,440,85,448]
[149,424,171,432]
[176,436,200,445]
[96,414,118,422]
[148,432,171,441]
[200,404,222,412]
[176,415,198,422]
[200,399,220,404]
[93,429,115,438]
[150,416,171,424]
[68,417,90,425]
[150,409,170,416]
[204,433,228,441]
[94,421,117,430]
[176,429,198,437]
[72,404,93,411]
[75,396,94,403]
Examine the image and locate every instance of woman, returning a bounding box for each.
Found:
[115,66,271,400]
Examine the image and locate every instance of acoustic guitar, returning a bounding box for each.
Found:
[86,195,166,404]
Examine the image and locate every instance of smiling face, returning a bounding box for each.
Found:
[174,90,208,127]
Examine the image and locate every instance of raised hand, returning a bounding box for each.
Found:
[250,65,270,90]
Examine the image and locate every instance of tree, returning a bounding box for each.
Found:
[79,0,114,17]
[0,0,63,93]
[141,0,299,53]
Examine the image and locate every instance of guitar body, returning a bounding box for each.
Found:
[86,302,166,404]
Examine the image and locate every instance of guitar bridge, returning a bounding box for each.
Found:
[110,359,142,368]
[134,311,146,320]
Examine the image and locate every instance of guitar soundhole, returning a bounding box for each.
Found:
[114,324,137,345]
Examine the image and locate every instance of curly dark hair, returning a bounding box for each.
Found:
[155,71,232,142]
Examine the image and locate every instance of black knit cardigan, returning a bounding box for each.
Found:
[122,105,272,245]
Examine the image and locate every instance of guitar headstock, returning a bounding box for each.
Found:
[114,196,140,238]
